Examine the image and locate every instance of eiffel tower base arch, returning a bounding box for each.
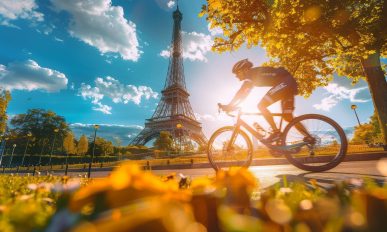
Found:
[130,117,207,148]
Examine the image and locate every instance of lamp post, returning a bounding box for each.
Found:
[351,104,361,126]
[0,137,9,167]
[88,124,99,178]
[8,144,16,169]
[176,123,183,154]
[17,132,32,173]
[49,128,59,170]
[38,138,48,167]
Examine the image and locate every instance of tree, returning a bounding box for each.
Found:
[10,109,69,154]
[202,0,387,145]
[184,140,195,152]
[99,137,114,156]
[0,90,11,134]
[153,131,173,151]
[89,137,114,156]
[63,132,76,154]
[197,144,207,153]
[369,110,382,135]
[351,124,375,144]
[351,111,383,144]
[77,135,89,155]
[126,145,149,154]
[114,137,122,147]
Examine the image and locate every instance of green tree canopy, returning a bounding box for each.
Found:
[0,90,11,134]
[10,109,69,154]
[89,137,114,156]
[202,0,387,145]
[153,131,173,151]
[11,109,69,138]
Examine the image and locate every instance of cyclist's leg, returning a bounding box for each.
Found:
[258,83,289,132]
[281,97,295,122]
[281,96,311,138]
[258,94,280,132]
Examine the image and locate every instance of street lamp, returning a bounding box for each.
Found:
[351,104,361,126]
[49,128,59,170]
[88,124,99,178]
[17,132,32,173]
[0,137,9,166]
[176,123,183,153]
[8,144,16,169]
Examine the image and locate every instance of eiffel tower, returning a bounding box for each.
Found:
[130,5,207,147]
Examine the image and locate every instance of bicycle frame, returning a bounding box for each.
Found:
[228,109,309,153]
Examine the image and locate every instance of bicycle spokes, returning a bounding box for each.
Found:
[282,114,347,172]
[207,127,252,171]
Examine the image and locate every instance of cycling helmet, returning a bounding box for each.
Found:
[232,59,253,74]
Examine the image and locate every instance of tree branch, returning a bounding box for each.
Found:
[293,53,335,74]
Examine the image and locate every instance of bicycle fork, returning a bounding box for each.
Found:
[226,126,241,151]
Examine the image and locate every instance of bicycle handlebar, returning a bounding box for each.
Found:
[217,103,239,117]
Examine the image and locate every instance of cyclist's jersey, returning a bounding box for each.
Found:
[244,67,296,86]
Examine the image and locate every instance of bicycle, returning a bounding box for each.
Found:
[207,104,348,172]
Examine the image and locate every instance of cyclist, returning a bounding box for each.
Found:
[219,59,308,144]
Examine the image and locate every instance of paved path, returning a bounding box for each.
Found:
[149,160,387,188]
[57,159,386,189]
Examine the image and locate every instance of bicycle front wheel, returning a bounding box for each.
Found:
[207,126,253,171]
[282,114,347,172]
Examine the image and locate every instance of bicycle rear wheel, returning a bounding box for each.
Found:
[282,114,347,172]
[207,126,253,171]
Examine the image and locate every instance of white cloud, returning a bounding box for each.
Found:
[70,123,143,145]
[93,102,113,115]
[167,1,176,8]
[54,37,64,42]
[194,112,235,138]
[160,50,170,58]
[313,83,369,111]
[195,112,233,123]
[78,76,158,114]
[313,95,339,111]
[51,0,140,61]
[37,24,55,35]
[160,31,213,62]
[207,23,223,36]
[71,122,143,129]
[0,0,43,27]
[324,83,369,103]
[0,60,68,92]
[195,113,216,122]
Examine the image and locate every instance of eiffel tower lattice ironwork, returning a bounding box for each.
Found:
[130,6,207,147]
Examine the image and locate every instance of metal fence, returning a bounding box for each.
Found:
[0,144,384,177]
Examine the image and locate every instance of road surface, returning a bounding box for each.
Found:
[58,159,387,188]
[150,159,386,188]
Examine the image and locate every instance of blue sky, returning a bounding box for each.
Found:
[0,0,377,144]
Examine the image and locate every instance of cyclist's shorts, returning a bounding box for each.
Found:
[260,80,297,114]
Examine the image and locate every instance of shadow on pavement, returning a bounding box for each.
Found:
[268,171,386,190]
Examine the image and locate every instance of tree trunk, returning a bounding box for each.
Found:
[361,52,387,148]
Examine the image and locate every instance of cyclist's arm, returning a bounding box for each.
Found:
[227,81,253,107]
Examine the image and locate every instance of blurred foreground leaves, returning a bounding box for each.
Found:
[0,163,386,232]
